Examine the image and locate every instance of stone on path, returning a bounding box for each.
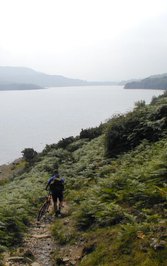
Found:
[31,262,41,266]
[32,234,51,239]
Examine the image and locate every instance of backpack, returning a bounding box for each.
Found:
[49,178,64,193]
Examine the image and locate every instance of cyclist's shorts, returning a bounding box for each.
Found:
[52,192,63,202]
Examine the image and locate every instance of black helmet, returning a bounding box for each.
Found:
[54,170,59,177]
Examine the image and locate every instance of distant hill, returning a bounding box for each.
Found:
[0,83,43,91]
[119,78,141,86]
[124,73,167,89]
[0,66,117,90]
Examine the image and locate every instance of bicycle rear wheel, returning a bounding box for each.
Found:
[37,201,50,221]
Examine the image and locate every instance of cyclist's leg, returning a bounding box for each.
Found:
[58,192,64,213]
[52,194,58,215]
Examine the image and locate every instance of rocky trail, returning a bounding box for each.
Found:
[3,202,82,266]
[4,203,84,266]
[24,216,56,266]
[4,210,56,266]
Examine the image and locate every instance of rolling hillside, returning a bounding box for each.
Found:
[0,93,167,265]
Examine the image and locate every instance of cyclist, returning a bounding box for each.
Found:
[46,171,64,217]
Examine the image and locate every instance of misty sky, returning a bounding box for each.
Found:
[0,0,167,81]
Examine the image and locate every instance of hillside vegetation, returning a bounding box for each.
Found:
[0,93,167,265]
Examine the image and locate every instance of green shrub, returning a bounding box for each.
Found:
[21,148,38,166]
[56,136,75,149]
[75,197,132,230]
[105,102,167,157]
[80,124,103,140]
[51,220,77,245]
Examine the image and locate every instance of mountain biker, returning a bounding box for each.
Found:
[46,171,64,217]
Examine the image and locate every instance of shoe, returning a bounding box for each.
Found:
[55,210,59,217]
[55,210,61,217]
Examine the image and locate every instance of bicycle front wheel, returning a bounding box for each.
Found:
[37,201,50,221]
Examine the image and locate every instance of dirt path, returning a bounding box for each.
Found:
[24,214,56,266]
[4,202,84,266]
[4,205,66,266]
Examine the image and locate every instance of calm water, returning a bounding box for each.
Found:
[0,86,164,164]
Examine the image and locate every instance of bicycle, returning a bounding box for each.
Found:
[37,193,52,221]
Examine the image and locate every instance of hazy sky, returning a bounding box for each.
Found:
[0,0,167,81]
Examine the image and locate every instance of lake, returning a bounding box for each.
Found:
[0,86,164,165]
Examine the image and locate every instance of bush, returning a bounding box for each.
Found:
[21,148,37,164]
[80,124,103,140]
[105,103,167,157]
[75,196,131,230]
[56,136,75,149]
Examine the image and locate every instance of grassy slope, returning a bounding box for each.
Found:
[0,94,167,265]
[51,136,167,266]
